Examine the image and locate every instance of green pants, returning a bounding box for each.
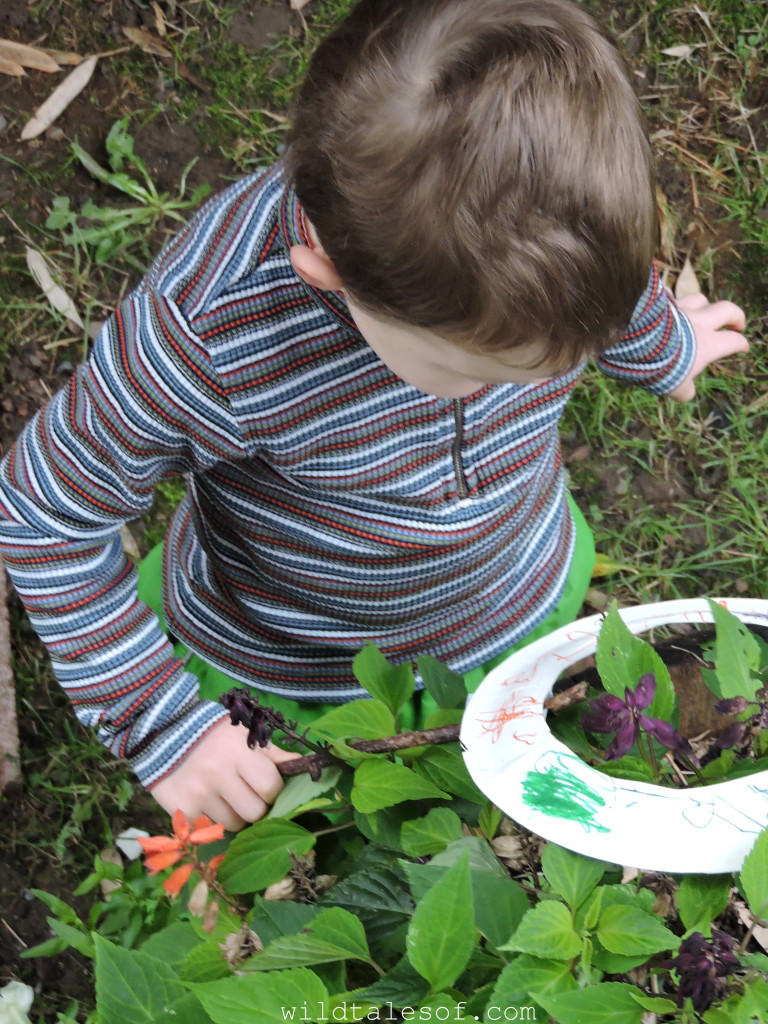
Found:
[137,496,595,733]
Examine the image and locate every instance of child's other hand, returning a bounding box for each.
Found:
[149,719,301,831]
[667,292,748,402]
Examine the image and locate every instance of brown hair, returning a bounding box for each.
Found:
[285,0,658,367]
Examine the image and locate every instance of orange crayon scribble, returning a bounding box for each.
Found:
[476,694,540,743]
[512,732,537,746]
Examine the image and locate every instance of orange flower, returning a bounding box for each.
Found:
[189,821,226,845]
[164,862,194,896]
[144,849,184,874]
[137,835,183,855]
[171,808,191,843]
[206,853,227,877]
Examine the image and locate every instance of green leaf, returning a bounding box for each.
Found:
[596,756,656,783]
[596,905,674,957]
[537,981,647,1024]
[353,644,415,716]
[267,766,342,821]
[470,872,530,949]
[740,826,768,920]
[93,934,187,1024]
[541,842,606,909]
[705,599,762,700]
[484,955,576,1019]
[191,967,329,1024]
[430,836,509,876]
[400,807,464,856]
[351,759,448,813]
[48,918,95,958]
[242,907,370,972]
[416,655,467,709]
[411,744,486,802]
[353,955,431,1006]
[140,922,202,969]
[319,864,413,947]
[596,602,675,722]
[478,802,502,839]
[310,700,396,745]
[216,819,315,895]
[628,990,678,1013]
[676,874,731,935]
[406,850,475,991]
[501,901,581,960]
[178,942,231,983]
[250,897,318,947]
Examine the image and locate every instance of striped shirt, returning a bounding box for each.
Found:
[0,166,695,785]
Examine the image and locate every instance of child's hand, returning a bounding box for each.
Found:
[149,719,301,831]
[667,292,748,402]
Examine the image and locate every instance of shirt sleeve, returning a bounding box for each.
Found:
[0,285,247,786]
[595,262,696,395]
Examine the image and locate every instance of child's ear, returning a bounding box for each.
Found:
[289,244,345,293]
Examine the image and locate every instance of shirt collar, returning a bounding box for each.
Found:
[279,178,363,339]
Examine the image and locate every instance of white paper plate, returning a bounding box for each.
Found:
[460,599,768,873]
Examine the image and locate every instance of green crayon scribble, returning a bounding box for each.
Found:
[522,766,610,833]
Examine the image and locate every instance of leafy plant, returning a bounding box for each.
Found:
[23,636,768,1024]
[46,118,211,267]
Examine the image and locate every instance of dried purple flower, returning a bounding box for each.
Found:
[582,673,698,763]
[666,930,740,1012]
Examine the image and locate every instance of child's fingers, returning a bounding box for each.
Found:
[700,300,747,333]
[201,793,248,833]
[264,742,304,764]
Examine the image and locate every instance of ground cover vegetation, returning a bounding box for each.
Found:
[0,0,766,1020]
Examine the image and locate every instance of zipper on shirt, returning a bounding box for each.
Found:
[451,398,470,500]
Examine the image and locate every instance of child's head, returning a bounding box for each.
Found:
[285,0,657,372]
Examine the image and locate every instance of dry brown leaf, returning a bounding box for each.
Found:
[290,0,313,10]
[41,47,83,66]
[660,44,695,58]
[0,55,25,77]
[674,257,701,299]
[21,55,98,140]
[25,247,84,328]
[734,899,768,953]
[122,26,173,59]
[0,39,60,72]
[151,1,167,37]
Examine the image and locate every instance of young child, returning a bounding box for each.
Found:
[0,0,747,831]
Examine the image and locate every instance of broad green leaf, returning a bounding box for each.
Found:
[319,864,412,946]
[250,897,318,947]
[310,700,396,744]
[416,655,467,709]
[705,599,762,700]
[430,836,508,876]
[740,826,768,921]
[354,954,430,1006]
[400,807,463,856]
[242,907,370,972]
[179,942,231,983]
[628,990,678,1013]
[478,802,502,839]
[596,602,675,722]
[191,968,328,1024]
[140,922,202,969]
[596,756,656,783]
[501,901,581,960]
[351,759,448,813]
[402,859,528,947]
[484,954,576,1020]
[537,981,648,1024]
[406,850,475,991]
[353,644,415,716]
[676,874,731,935]
[267,766,341,821]
[217,819,315,895]
[541,842,606,909]
[470,872,530,949]
[354,805,411,850]
[596,905,674,957]
[93,934,186,1024]
[411,745,486,802]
